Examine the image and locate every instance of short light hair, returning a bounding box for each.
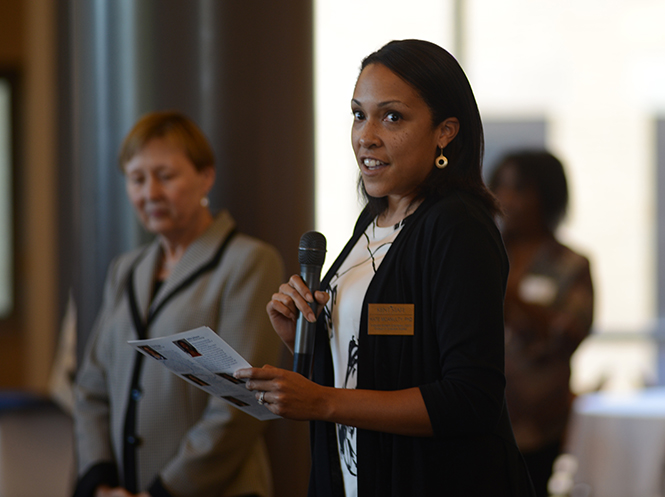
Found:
[118,111,215,172]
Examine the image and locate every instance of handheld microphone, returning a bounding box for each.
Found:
[293,231,326,377]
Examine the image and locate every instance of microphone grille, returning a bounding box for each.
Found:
[298,231,327,266]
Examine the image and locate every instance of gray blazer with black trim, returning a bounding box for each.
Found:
[73,210,284,497]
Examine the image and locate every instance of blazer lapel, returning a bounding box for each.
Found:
[131,242,162,327]
[149,210,236,315]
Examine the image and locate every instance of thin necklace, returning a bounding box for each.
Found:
[365,218,405,272]
[371,216,407,238]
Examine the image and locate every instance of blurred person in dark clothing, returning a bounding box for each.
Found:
[490,150,594,497]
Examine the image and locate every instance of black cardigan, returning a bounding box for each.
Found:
[308,192,535,496]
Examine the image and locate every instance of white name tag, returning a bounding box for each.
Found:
[519,275,557,306]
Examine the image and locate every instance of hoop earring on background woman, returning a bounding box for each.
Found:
[200,196,210,208]
[436,148,448,169]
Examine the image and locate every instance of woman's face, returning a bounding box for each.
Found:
[351,63,458,207]
[492,162,544,236]
[124,137,214,241]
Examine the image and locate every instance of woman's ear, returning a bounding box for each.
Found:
[201,166,216,194]
[437,117,460,149]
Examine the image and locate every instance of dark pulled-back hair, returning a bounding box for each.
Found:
[490,150,569,231]
[358,39,499,217]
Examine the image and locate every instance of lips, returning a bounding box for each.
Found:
[145,205,169,217]
[362,157,388,170]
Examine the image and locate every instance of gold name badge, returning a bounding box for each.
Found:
[368,304,415,336]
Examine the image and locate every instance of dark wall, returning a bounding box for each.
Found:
[0,0,24,387]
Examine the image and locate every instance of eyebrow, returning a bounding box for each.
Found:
[351,98,409,108]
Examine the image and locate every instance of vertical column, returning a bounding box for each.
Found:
[657,119,665,383]
[23,0,58,391]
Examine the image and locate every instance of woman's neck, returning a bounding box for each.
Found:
[377,196,423,228]
[502,229,555,267]
[156,211,214,279]
[503,225,553,247]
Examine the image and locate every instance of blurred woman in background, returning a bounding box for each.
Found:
[237,40,535,496]
[490,150,594,497]
[72,111,283,497]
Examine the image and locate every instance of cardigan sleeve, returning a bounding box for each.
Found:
[418,204,509,438]
[72,257,127,495]
[156,239,284,497]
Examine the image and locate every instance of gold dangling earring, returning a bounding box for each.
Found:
[435,148,448,169]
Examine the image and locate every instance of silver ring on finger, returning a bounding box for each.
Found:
[258,391,266,405]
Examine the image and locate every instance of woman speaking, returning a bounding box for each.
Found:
[236,40,535,496]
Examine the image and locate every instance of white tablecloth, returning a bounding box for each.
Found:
[565,388,665,497]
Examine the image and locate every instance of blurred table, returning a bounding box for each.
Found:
[565,387,665,497]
